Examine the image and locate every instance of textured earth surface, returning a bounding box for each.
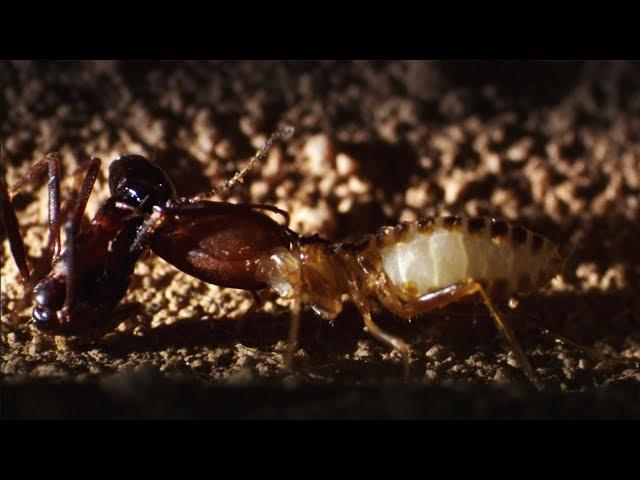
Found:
[1,60,640,418]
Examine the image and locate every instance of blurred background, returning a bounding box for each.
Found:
[1,61,639,418]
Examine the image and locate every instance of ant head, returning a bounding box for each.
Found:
[32,277,66,332]
[109,155,176,213]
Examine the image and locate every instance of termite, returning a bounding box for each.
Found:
[251,215,565,389]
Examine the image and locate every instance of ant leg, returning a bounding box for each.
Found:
[61,221,76,319]
[377,279,541,389]
[66,158,100,235]
[59,159,100,224]
[130,206,169,253]
[60,158,101,319]
[1,173,30,281]
[8,152,62,261]
[349,276,410,378]
[1,175,39,320]
[1,153,63,280]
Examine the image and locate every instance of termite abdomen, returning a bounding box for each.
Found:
[375,216,563,303]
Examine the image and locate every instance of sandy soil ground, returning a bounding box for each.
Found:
[1,60,640,418]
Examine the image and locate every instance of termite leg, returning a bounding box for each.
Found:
[364,308,410,379]
[285,291,302,370]
[60,158,101,319]
[519,316,638,372]
[249,204,290,227]
[475,284,542,390]
[350,275,410,378]
[377,279,540,389]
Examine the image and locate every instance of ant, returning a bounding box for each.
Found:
[1,128,294,337]
[1,127,633,389]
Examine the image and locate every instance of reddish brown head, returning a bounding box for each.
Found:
[150,202,293,290]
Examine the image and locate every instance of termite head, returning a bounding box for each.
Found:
[109,155,176,213]
[256,243,348,321]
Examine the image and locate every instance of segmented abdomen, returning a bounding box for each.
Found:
[375,216,562,301]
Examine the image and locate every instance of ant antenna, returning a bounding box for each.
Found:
[189,125,294,202]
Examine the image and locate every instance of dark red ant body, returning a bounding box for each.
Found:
[1,128,294,336]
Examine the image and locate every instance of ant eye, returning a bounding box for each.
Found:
[32,306,57,331]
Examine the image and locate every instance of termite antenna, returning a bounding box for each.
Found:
[209,125,293,195]
[188,125,294,202]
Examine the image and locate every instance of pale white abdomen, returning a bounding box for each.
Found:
[377,216,562,301]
